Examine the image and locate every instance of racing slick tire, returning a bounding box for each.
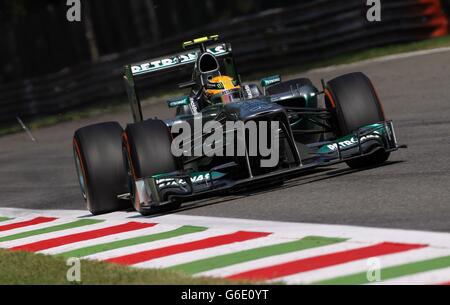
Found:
[73,122,129,215]
[325,72,390,169]
[123,119,181,215]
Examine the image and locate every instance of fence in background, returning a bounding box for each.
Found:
[0,0,448,125]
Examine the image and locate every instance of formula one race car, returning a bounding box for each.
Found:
[73,35,402,215]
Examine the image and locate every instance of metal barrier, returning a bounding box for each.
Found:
[0,0,448,125]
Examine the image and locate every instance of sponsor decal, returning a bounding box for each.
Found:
[155,172,226,188]
[244,85,253,99]
[326,134,381,152]
[167,96,190,108]
[261,75,282,88]
[189,98,199,115]
[131,45,228,75]
[206,82,225,90]
[319,131,382,154]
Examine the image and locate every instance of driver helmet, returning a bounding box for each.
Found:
[204,76,241,104]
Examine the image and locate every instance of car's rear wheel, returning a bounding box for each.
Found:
[73,122,129,215]
[123,119,181,215]
[325,72,390,169]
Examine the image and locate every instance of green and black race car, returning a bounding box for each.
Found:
[73,35,403,216]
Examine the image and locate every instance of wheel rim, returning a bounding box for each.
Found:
[74,147,87,200]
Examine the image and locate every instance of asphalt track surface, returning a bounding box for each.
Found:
[1,49,449,232]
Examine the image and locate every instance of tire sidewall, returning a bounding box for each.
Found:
[73,122,129,215]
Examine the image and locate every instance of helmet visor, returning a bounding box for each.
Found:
[210,89,242,105]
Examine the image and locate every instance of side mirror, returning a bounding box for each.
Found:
[260,75,282,88]
[167,96,190,108]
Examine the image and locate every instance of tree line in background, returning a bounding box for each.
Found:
[0,0,299,84]
[1,0,449,85]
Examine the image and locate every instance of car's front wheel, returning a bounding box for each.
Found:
[325,72,390,169]
[123,119,181,215]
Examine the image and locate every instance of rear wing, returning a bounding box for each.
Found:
[130,43,232,76]
[123,42,237,123]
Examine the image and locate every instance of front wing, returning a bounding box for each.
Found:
[127,121,402,211]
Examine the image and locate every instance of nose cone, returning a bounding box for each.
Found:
[224,98,286,121]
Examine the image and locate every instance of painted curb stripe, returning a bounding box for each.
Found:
[315,255,450,285]
[1,209,449,285]
[134,235,293,269]
[0,219,104,243]
[278,247,450,285]
[83,229,233,261]
[198,241,368,278]
[226,242,427,281]
[370,267,450,285]
[0,220,137,249]
[1,208,450,247]
[170,236,347,275]
[0,217,57,232]
[41,225,181,255]
[0,218,81,239]
[59,226,207,258]
[11,222,156,252]
[107,231,272,266]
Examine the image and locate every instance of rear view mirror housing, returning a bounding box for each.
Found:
[261,75,282,88]
[167,96,190,108]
